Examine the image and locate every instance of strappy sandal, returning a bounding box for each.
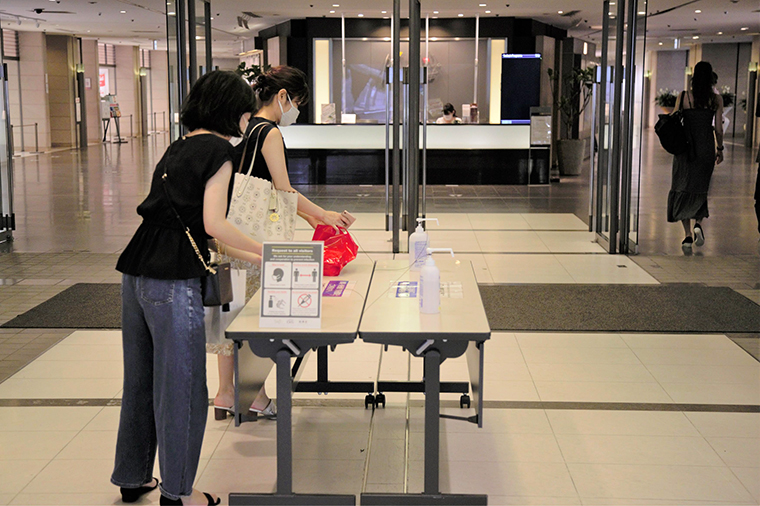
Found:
[120,477,158,503]
[160,492,220,505]
[250,399,277,419]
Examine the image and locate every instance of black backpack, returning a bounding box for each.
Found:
[655,91,689,156]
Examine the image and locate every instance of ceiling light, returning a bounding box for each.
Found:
[558,10,563,14]
[741,27,749,30]
[329,10,335,13]
[458,13,464,17]
[638,11,645,15]
[358,13,364,17]
[381,11,387,14]
[694,9,701,13]
[485,10,491,13]
[333,4,339,6]
[167,11,175,15]
[433,11,439,14]
[120,10,126,14]
[658,42,663,45]
[479,3,487,6]
[692,36,699,39]
[717,31,723,34]
[210,17,214,19]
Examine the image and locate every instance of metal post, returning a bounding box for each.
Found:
[163,111,166,131]
[402,68,408,232]
[619,0,639,254]
[588,72,598,231]
[341,13,346,121]
[392,0,401,253]
[406,0,421,236]
[130,114,133,138]
[34,123,38,153]
[595,1,610,237]
[176,0,188,137]
[607,0,626,254]
[473,14,480,110]
[204,0,213,73]
[187,0,197,87]
[276,349,293,494]
[422,15,429,218]
[746,71,757,148]
[385,65,391,231]
[424,350,441,494]
[153,112,157,133]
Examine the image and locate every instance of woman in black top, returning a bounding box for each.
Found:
[668,61,724,253]
[209,66,353,419]
[111,71,262,506]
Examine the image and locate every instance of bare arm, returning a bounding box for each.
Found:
[673,91,684,112]
[714,94,724,165]
[260,128,350,228]
[203,161,263,257]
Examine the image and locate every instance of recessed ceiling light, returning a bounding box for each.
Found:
[558,10,563,14]
[358,13,364,17]
[694,9,701,13]
[693,36,699,39]
[120,10,126,13]
[381,11,386,14]
[210,17,214,19]
[717,31,723,34]
[479,3,487,6]
[485,10,491,13]
[638,11,645,15]
[433,11,439,14]
[332,4,339,6]
[658,42,663,45]
[458,13,464,17]
[741,27,749,30]
[330,10,335,13]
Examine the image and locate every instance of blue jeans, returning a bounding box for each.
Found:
[111,274,208,500]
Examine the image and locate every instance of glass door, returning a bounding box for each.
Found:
[1,63,14,244]
[592,0,647,254]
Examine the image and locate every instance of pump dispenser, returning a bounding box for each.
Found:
[419,248,454,314]
[409,218,439,271]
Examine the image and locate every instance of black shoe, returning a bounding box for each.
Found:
[160,492,221,506]
[681,236,693,254]
[121,477,158,503]
[694,224,704,246]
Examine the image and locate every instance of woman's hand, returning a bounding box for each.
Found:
[716,150,724,165]
[321,210,351,230]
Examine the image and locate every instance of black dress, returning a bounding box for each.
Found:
[667,93,718,222]
[116,134,235,279]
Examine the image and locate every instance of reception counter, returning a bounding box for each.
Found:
[281,124,549,185]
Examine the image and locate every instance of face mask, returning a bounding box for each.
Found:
[278,94,299,126]
[444,114,453,121]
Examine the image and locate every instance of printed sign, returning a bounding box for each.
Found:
[260,242,323,328]
[388,281,418,298]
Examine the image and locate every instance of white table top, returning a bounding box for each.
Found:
[359,259,491,342]
[225,259,374,341]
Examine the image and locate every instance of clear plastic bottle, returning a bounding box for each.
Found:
[419,248,454,314]
[409,218,439,271]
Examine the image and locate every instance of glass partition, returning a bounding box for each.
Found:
[0,63,14,243]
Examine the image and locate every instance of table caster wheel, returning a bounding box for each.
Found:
[460,394,471,409]
[365,394,375,409]
[375,393,386,409]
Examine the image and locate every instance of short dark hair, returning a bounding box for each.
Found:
[252,66,310,108]
[180,71,255,137]
[442,103,456,116]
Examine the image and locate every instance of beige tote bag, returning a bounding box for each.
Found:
[227,123,298,242]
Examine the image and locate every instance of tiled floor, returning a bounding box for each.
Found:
[0,132,758,505]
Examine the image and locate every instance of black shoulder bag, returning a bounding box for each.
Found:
[655,91,689,156]
[160,141,232,307]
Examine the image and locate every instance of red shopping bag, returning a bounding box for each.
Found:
[312,225,358,276]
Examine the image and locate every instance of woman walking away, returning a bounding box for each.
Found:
[667,60,724,254]
[111,70,263,506]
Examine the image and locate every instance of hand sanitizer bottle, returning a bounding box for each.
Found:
[409,218,440,271]
[419,248,454,314]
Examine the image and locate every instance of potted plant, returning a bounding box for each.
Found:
[719,85,735,134]
[235,61,271,84]
[548,66,595,176]
[655,88,678,114]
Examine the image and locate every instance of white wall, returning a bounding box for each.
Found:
[81,39,102,144]
[18,31,50,149]
[213,58,239,71]
[114,45,140,136]
[149,50,170,132]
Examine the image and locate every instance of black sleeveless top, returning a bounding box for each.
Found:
[116,134,235,279]
[233,117,288,182]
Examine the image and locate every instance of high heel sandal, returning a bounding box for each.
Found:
[213,404,234,420]
[120,477,158,503]
[214,400,277,420]
[160,492,221,505]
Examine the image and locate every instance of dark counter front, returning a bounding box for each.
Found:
[287,148,550,185]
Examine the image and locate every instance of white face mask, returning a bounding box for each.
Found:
[444,114,453,121]
[278,94,299,126]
